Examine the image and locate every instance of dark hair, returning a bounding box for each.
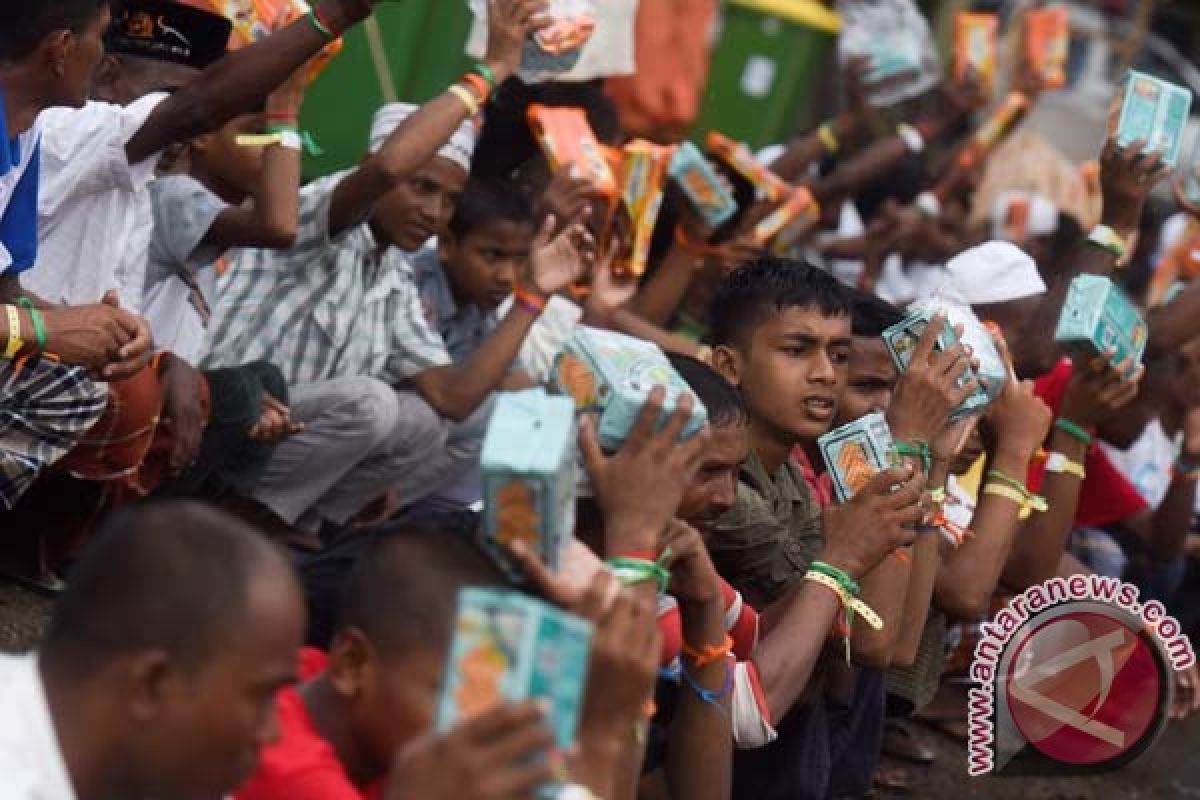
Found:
[447,177,536,240]
[41,501,289,675]
[0,0,109,62]
[708,256,851,348]
[668,353,747,428]
[849,289,905,337]
[335,524,510,658]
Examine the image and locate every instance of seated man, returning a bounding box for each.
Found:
[0,500,305,797]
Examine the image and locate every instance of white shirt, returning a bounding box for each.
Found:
[25,93,168,311]
[1103,419,1181,511]
[0,654,76,799]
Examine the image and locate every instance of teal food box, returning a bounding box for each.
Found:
[1054,274,1148,369]
[882,309,1001,420]
[818,412,895,503]
[1117,71,1193,167]
[552,326,708,451]
[481,389,577,579]
[436,588,593,751]
[669,141,738,229]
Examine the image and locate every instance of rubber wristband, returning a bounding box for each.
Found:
[1087,224,1126,261]
[447,84,480,116]
[513,289,547,317]
[807,560,860,597]
[1054,418,1093,447]
[16,298,45,352]
[895,440,933,473]
[680,658,734,706]
[307,8,335,39]
[817,123,839,155]
[461,72,491,104]
[472,62,498,90]
[682,634,734,668]
[3,305,23,359]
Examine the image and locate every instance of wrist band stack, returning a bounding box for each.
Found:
[1087,224,1127,262]
[983,468,1048,518]
[804,560,883,663]
[15,299,45,355]
[608,553,672,594]
[895,439,933,473]
[447,63,499,118]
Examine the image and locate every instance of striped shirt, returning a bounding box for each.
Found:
[202,171,451,386]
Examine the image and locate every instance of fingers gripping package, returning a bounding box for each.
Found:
[1117,71,1193,168]
[481,389,577,580]
[470,0,596,83]
[190,0,342,81]
[528,105,619,204]
[552,326,708,451]
[617,141,674,277]
[437,589,592,795]
[668,141,738,229]
[1054,274,1148,369]
[883,304,1007,420]
[818,412,896,503]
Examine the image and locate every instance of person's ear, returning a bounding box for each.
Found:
[326,629,374,699]
[89,54,123,102]
[712,345,743,388]
[123,650,177,723]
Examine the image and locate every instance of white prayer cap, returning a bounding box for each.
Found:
[368,102,477,173]
[936,241,1047,307]
[990,190,1060,241]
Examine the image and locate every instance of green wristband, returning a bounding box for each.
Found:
[16,298,46,353]
[894,440,932,474]
[607,556,671,594]
[808,560,860,597]
[1054,418,1093,447]
[307,8,335,39]
[472,62,498,90]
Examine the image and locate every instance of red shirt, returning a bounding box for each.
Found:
[1029,359,1147,527]
[235,649,371,800]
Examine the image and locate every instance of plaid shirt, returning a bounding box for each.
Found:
[0,358,108,510]
[203,171,451,386]
[410,245,499,363]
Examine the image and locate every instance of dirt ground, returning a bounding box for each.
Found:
[3,579,1197,798]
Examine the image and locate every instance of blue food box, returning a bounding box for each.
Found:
[882,308,1005,421]
[1054,274,1148,369]
[436,588,593,752]
[1117,71,1193,167]
[818,412,896,503]
[668,140,738,229]
[481,389,577,579]
[552,326,708,451]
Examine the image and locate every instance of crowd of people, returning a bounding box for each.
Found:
[3,0,1200,798]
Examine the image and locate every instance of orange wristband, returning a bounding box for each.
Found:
[682,634,734,668]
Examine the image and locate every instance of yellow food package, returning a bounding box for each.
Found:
[1025,5,1069,91]
[615,140,674,277]
[954,12,998,94]
[186,0,343,82]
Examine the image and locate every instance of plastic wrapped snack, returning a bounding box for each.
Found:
[706,131,791,203]
[954,12,998,95]
[1025,5,1069,90]
[470,0,596,83]
[752,187,819,251]
[1054,274,1148,370]
[527,104,619,204]
[188,0,342,82]
[1117,71,1193,168]
[818,412,896,503]
[668,141,738,229]
[552,326,707,451]
[616,140,674,277]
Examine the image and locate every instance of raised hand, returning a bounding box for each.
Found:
[483,0,552,83]
[1099,96,1171,235]
[525,211,595,298]
[158,355,208,475]
[1060,350,1144,429]
[660,519,723,606]
[887,314,978,444]
[821,464,924,581]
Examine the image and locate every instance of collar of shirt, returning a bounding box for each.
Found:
[739,449,812,511]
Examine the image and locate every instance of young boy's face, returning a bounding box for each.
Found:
[721,306,852,444]
[677,421,751,532]
[440,218,535,311]
[836,336,899,426]
[371,157,468,252]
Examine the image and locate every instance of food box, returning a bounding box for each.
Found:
[1054,274,1148,370]
[668,141,738,229]
[818,412,896,503]
[707,131,790,203]
[1117,71,1194,168]
[954,12,998,94]
[528,104,619,202]
[616,140,674,277]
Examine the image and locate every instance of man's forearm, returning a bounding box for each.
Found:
[755,581,841,719]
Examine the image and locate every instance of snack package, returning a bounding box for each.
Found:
[481,389,577,580]
[616,141,674,277]
[884,305,1006,420]
[668,141,738,229]
[960,92,1029,167]
[1117,71,1193,168]
[190,0,342,82]
[1054,274,1148,370]
[752,187,819,250]
[864,29,923,84]
[552,326,708,451]
[528,104,619,204]
[469,0,596,83]
[818,412,896,503]
[436,588,593,752]
[954,12,998,94]
[706,131,791,203]
[1025,5,1069,90]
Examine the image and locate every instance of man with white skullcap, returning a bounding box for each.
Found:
[204,0,591,532]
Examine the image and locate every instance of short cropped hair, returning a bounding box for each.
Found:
[0,0,109,63]
[668,353,747,429]
[42,501,287,675]
[709,256,851,349]
[447,178,535,240]
[335,525,510,659]
[849,289,905,338]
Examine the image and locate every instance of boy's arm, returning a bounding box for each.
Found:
[126,0,374,165]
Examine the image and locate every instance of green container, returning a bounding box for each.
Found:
[300,2,474,179]
[694,0,841,151]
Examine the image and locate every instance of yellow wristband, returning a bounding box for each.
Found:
[803,570,884,630]
[983,482,1049,519]
[3,305,23,360]
[1044,452,1086,480]
[817,123,839,155]
[448,84,480,116]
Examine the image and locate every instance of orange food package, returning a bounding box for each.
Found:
[954,12,998,94]
[184,0,342,82]
[753,187,819,250]
[527,104,619,204]
[706,131,791,203]
[1025,5,1070,91]
[615,140,674,277]
[959,92,1029,167]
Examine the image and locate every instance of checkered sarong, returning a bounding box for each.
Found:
[0,358,108,511]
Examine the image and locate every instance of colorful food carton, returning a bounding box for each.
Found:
[954,12,998,94]
[437,588,593,752]
[528,105,619,203]
[668,141,738,229]
[616,141,674,277]
[187,0,342,82]
[1054,274,1148,370]
[959,92,1029,168]
[818,412,896,503]
[863,29,923,85]
[707,131,791,203]
[523,0,596,77]
[1025,5,1069,90]
[752,187,819,250]
[1117,71,1193,168]
[552,326,708,451]
[481,389,577,580]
